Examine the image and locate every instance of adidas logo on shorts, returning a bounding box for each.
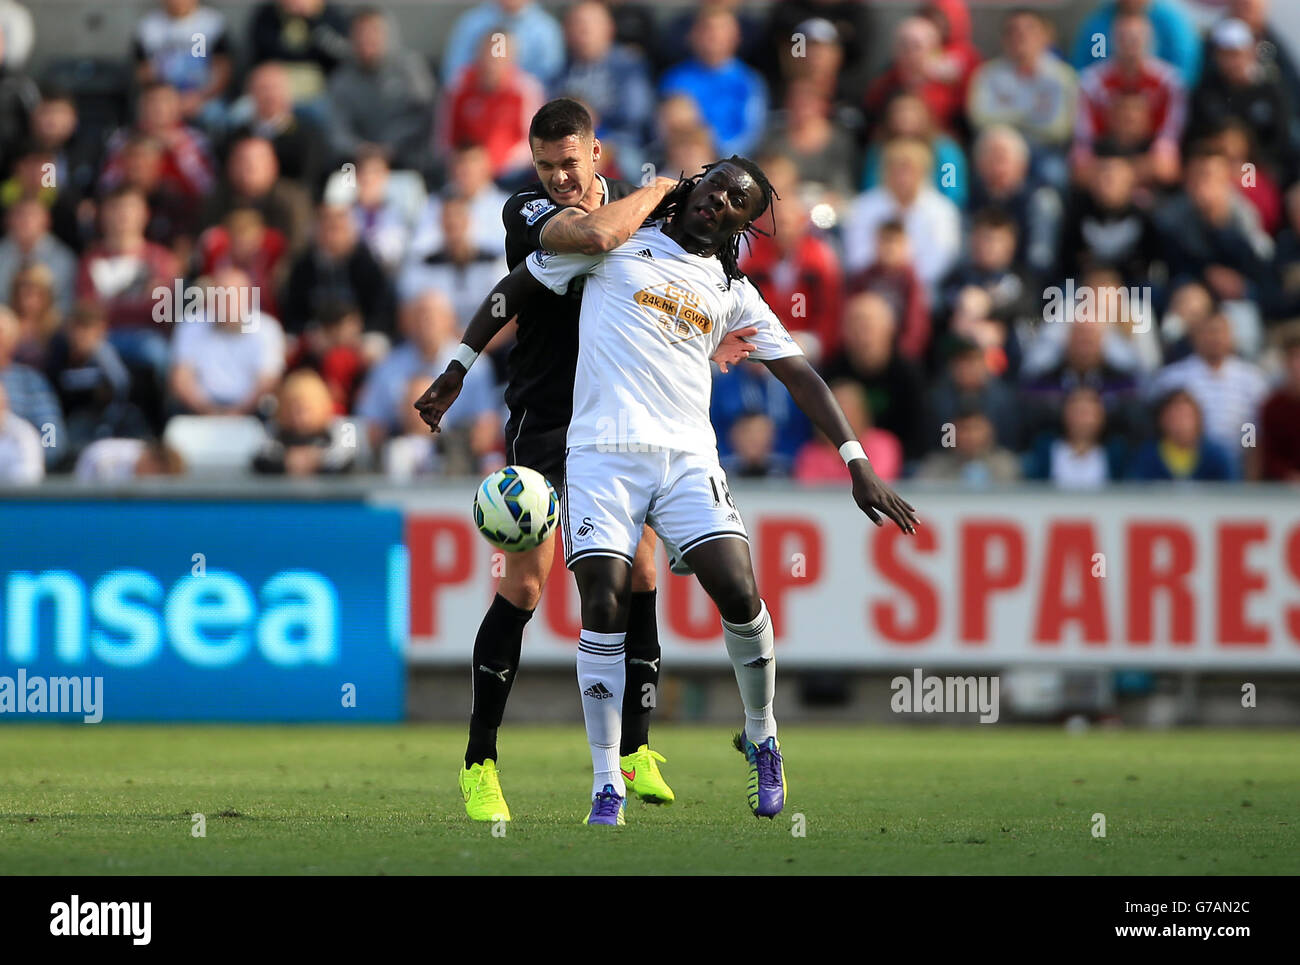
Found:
[583,682,615,699]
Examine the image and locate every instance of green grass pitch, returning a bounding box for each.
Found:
[1,724,1296,875]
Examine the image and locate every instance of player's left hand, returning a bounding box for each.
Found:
[849,460,919,534]
[713,326,757,373]
[414,365,465,433]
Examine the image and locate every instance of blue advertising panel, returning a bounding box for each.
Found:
[0,500,407,721]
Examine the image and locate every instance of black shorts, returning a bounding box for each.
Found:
[504,413,568,495]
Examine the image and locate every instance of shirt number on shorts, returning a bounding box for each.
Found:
[709,476,736,509]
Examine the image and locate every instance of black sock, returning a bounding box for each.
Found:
[465,594,534,767]
[621,589,661,755]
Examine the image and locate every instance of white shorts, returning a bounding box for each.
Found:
[560,444,748,569]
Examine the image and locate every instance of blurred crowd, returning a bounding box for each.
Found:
[0,0,1299,487]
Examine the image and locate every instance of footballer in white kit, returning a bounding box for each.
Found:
[525,221,802,571]
[417,157,919,826]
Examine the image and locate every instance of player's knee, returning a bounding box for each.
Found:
[498,556,547,610]
[630,556,657,593]
[714,579,761,626]
[499,576,543,611]
[581,584,626,632]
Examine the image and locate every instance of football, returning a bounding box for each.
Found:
[472,465,559,551]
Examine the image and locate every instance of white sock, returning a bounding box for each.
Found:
[722,601,777,744]
[577,629,626,798]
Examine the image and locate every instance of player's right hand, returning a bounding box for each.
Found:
[849,460,919,534]
[414,365,465,433]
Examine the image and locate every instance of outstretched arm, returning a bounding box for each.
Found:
[539,177,677,254]
[414,262,545,431]
[763,354,919,534]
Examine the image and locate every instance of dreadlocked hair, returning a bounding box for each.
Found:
[648,155,779,289]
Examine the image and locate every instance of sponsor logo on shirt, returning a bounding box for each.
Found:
[521,198,556,226]
[632,280,714,341]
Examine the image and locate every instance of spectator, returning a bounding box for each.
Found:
[252,368,356,475]
[8,262,59,367]
[0,22,37,168]
[711,361,811,475]
[246,0,350,112]
[1189,17,1297,186]
[1020,319,1143,445]
[100,82,216,203]
[1071,0,1202,88]
[408,144,508,260]
[1023,385,1125,488]
[922,0,981,105]
[354,291,500,454]
[437,31,545,182]
[1270,184,1300,320]
[1129,388,1234,480]
[1059,146,1158,285]
[1226,0,1300,108]
[28,88,102,210]
[0,378,42,483]
[821,292,927,460]
[203,135,313,254]
[0,0,33,71]
[967,8,1077,189]
[75,186,178,379]
[758,79,856,203]
[794,379,902,482]
[737,155,842,364]
[132,0,232,131]
[554,1,654,164]
[968,125,1061,277]
[107,134,200,252]
[230,61,328,189]
[280,202,395,336]
[285,300,367,414]
[43,300,147,458]
[0,304,62,468]
[866,16,964,139]
[1073,11,1186,188]
[927,335,1020,451]
[1146,311,1268,467]
[860,92,965,207]
[398,194,507,324]
[1258,329,1300,481]
[761,1,872,109]
[168,267,285,416]
[1212,119,1282,238]
[441,0,565,88]
[74,437,184,481]
[915,406,1022,485]
[0,197,77,315]
[327,7,436,173]
[842,137,961,289]
[1159,279,1215,359]
[194,206,288,318]
[2,147,82,252]
[1153,144,1272,357]
[330,148,417,277]
[848,220,929,365]
[939,207,1037,375]
[659,7,768,157]
[723,411,784,479]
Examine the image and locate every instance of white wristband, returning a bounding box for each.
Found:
[452,343,479,372]
[839,441,868,466]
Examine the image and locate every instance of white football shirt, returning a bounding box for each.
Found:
[526,222,803,455]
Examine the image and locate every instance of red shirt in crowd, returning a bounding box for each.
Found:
[740,232,844,359]
[440,64,544,177]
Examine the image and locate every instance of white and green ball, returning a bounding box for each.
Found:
[473,465,559,552]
